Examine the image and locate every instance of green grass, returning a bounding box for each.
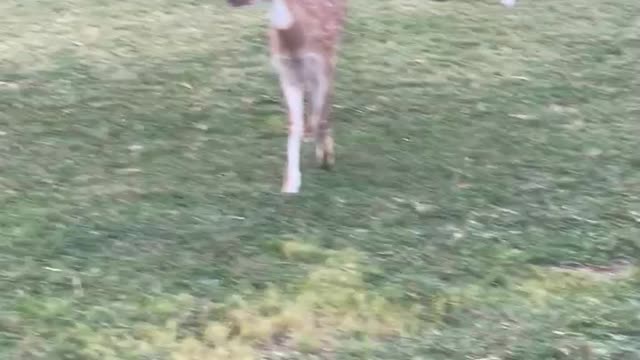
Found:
[1,0,640,358]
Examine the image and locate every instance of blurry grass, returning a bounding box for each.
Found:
[1,0,640,358]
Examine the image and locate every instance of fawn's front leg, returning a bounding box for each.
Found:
[279,69,304,194]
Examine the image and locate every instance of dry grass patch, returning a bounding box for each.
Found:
[68,243,421,360]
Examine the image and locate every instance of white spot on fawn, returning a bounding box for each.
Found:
[270,0,294,29]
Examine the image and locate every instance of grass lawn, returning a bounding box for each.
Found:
[1,0,639,358]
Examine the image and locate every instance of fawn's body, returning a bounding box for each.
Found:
[228,0,347,193]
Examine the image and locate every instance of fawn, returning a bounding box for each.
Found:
[227,0,347,193]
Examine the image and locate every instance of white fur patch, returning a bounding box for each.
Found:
[282,82,303,193]
[501,0,516,7]
[270,0,294,29]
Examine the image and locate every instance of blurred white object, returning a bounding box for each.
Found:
[501,0,516,7]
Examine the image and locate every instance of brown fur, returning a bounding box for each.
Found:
[270,0,346,169]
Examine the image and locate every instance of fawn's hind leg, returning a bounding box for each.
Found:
[314,90,335,169]
[305,55,335,169]
[275,57,305,193]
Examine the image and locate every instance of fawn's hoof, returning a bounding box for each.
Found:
[281,171,301,194]
[318,152,334,170]
[316,136,335,170]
